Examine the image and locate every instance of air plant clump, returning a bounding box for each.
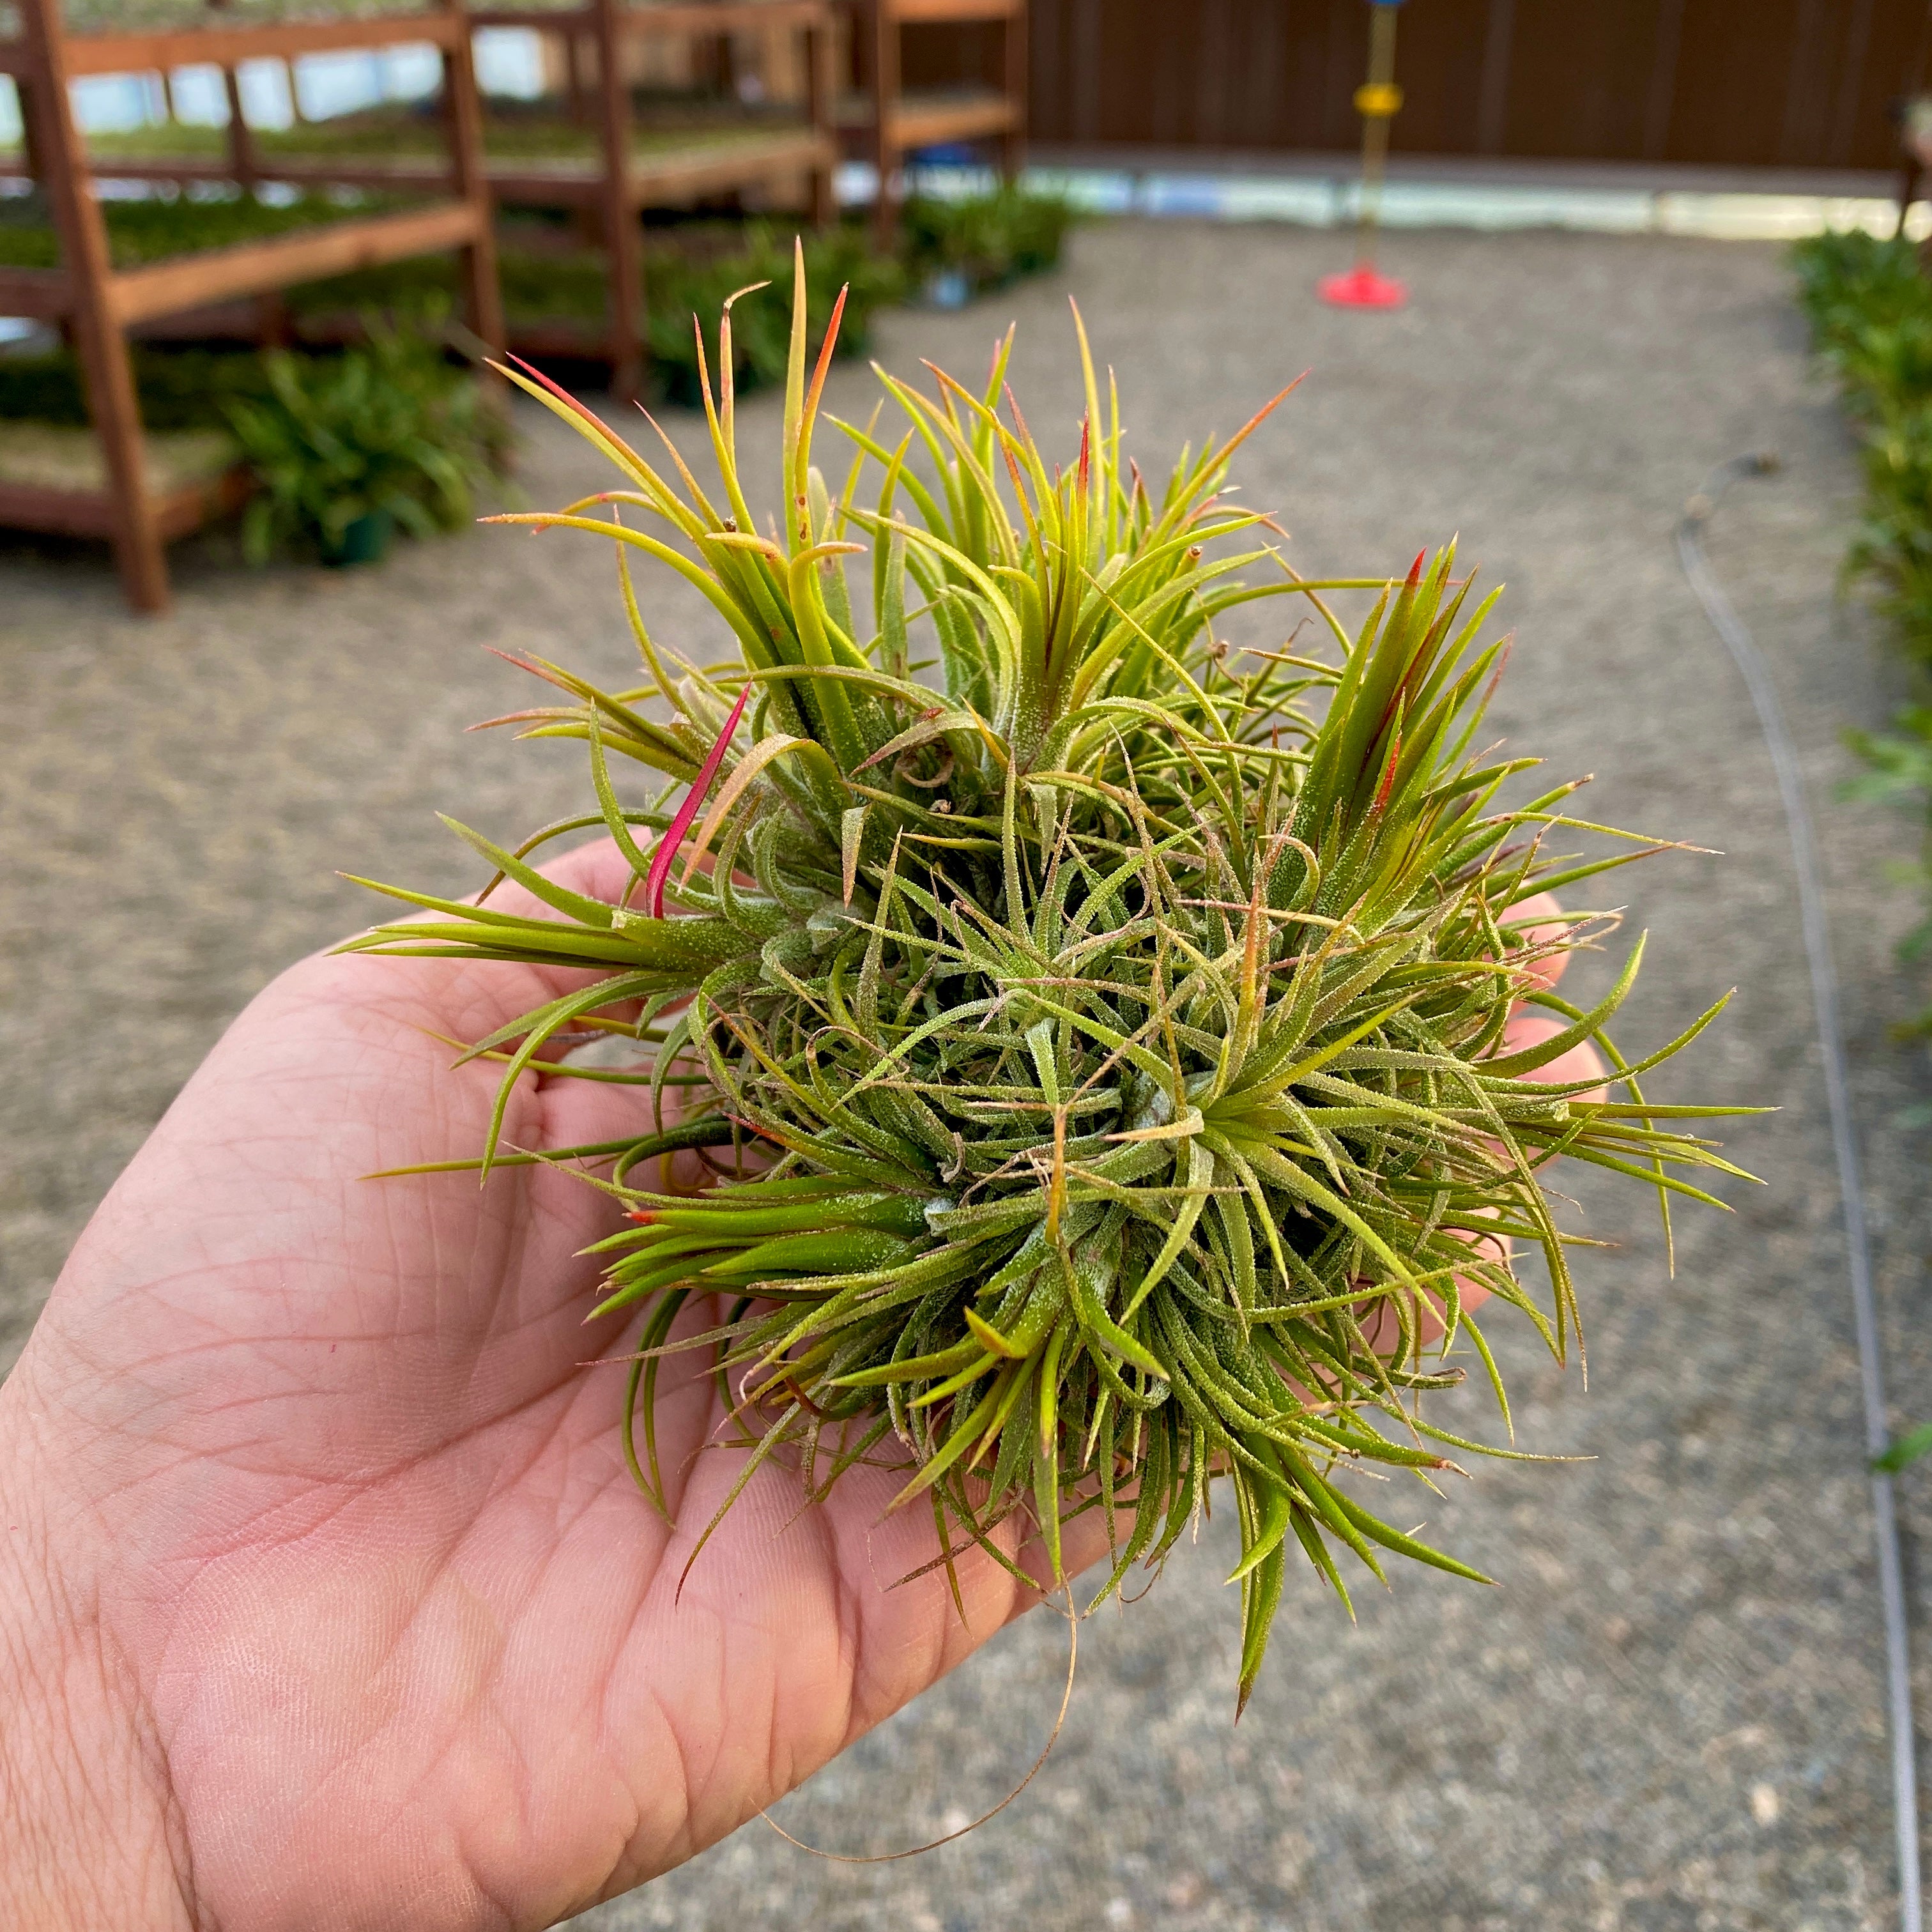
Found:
[344,246,1753,1712]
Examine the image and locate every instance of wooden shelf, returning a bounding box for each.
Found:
[0,427,248,540]
[0,0,503,612]
[0,199,484,321]
[0,0,837,603]
[843,0,1026,243]
[0,263,73,318]
[470,1,827,33]
[16,121,837,208]
[895,88,1016,145]
[0,9,458,77]
[116,197,484,319]
[620,123,832,201]
[839,82,1016,146]
[484,123,834,204]
[887,0,1020,20]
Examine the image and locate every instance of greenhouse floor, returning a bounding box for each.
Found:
[1,218,1926,1929]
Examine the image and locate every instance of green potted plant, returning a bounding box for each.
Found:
[643,221,905,406]
[224,311,509,567]
[902,183,1074,302]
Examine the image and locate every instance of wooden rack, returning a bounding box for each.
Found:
[842,0,1023,249]
[0,0,503,611]
[464,0,837,399]
[10,3,841,401]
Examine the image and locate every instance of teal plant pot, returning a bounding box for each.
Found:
[922,268,973,310]
[321,509,393,568]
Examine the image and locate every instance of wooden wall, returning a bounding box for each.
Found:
[946,1,1932,172]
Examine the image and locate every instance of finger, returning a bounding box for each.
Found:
[1506,889,1577,993]
[485,831,731,926]
[1502,1011,1609,1104]
[528,831,652,909]
[1362,1017,1609,1353]
[355,838,680,1127]
[1008,1493,1135,1612]
[431,839,747,1136]
[327,833,646,1061]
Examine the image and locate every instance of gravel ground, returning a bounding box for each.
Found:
[3,218,1928,1929]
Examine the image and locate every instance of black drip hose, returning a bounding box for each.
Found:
[1678,457,1922,1932]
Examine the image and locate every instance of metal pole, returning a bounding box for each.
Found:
[1320,0,1408,308]
[1354,1,1399,272]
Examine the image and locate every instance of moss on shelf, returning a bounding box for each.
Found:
[0,185,427,272]
[0,418,236,493]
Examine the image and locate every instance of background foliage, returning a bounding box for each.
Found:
[221,313,509,562]
[0,185,1070,421]
[1794,230,1932,1034]
[1791,228,1932,1473]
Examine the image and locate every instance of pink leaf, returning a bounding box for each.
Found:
[646,683,751,917]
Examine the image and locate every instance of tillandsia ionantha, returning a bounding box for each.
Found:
[342,244,1756,1713]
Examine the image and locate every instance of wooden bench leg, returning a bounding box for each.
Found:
[112,505,170,614]
[805,16,834,228]
[594,0,643,404]
[86,329,168,613]
[438,16,505,360]
[866,0,898,252]
[461,234,504,358]
[610,207,645,407]
[998,2,1027,185]
[16,9,169,612]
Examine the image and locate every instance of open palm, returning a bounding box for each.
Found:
[0,838,1596,1932]
[1,838,1111,1932]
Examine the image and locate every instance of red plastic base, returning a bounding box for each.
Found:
[1319,266,1408,309]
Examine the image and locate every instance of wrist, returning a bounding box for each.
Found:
[0,1372,196,1931]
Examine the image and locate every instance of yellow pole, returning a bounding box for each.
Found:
[1321,0,1407,307]
[1353,2,1402,274]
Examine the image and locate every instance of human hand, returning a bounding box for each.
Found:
[0,848,1602,1932]
[1381,887,1612,1348]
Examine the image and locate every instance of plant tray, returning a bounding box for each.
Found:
[0,0,437,35]
[0,189,431,273]
[835,84,1018,145]
[0,419,236,494]
[56,108,824,181]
